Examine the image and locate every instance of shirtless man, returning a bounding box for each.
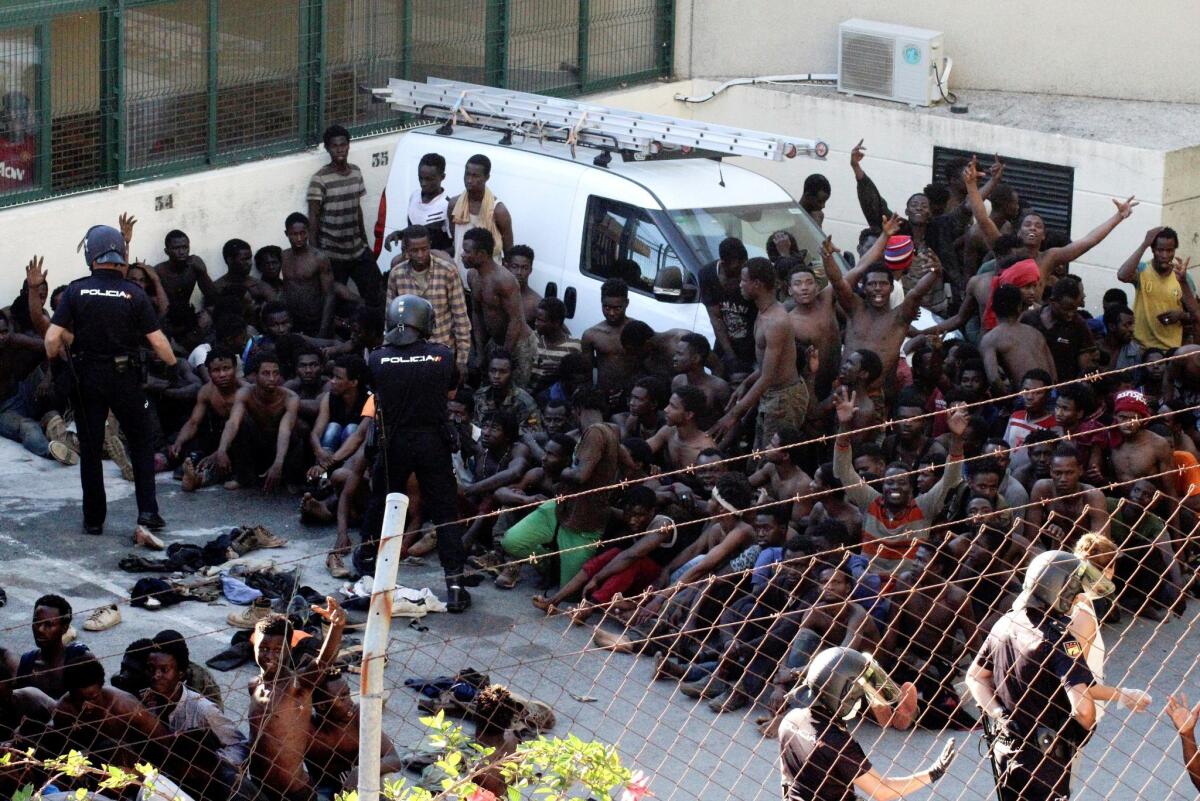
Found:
[710,258,803,448]
[581,279,639,407]
[1025,443,1109,549]
[53,655,172,770]
[154,229,217,333]
[464,227,536,387]
[201,350,302,492]
[281,212,336,337]
[788,259,843,399]
[879,549,980,730]
[962,181,1020,276]
[172,346,245,490]
[305,672,401,795]
[830,242,940,398]
[750,426,812,503]
[614,376,667,441]
[671,332,731,429]
[248,600,345,801]
[979,283,1057,394]
[284,346,328,423]
[504,245,541,327]
[213,238,275,310]
[1110,390,1177,498]
[620,322,693,381]
[256,245,285,294]
[819,349,884,444]
[647,385,715,470]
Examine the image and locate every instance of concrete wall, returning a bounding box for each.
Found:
[672,0,1200,104]
[0,79,1193,315]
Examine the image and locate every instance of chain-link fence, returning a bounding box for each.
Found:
[0,0,674,208]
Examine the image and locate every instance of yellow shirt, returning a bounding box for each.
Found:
[1133,262,1189,349]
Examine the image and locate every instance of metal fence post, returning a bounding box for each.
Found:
[206,0,218,162]
[576,0,590,93]
[484,0,508,88]
[357,491,409,801]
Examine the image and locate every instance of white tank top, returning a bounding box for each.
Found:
[408,188,449,238]
[1072,597,1106,720]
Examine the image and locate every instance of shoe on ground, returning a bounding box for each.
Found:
[446,586,471,614]
[709,689,749,713]
[231,525,288,556]
[83,523,103,536]
[132,525,165,550]
[326,552,351,579]
[48,440,78,466]
[494,563,522,589]
[681,677,728,699]
[227,597,273,629]
[83,604,122,632]
[61,625,78,645]
[41,411,68,442]
[468,551,504,573]
[137,513,166,531]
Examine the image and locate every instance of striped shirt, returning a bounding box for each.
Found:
[386,252,472,371]
[307,163,367,260]
[530,333,582,391]
[833,440,961,567]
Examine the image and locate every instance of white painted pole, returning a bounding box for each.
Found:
[358,492,409,801]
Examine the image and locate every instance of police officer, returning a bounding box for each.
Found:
[966,550,1111,801]
[361,294,479,613]
[44,225,178,536]
[779,647,957,801]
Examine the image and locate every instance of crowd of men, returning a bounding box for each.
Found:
[3,122,1200,800]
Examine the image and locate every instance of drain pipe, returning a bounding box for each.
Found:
[358,491,409,801]
[673,73,838,104]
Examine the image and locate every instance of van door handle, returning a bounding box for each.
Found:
[564,286,577,319]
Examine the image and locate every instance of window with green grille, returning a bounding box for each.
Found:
[0,0,675,208]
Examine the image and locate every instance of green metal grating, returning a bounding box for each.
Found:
[0,0,673,208]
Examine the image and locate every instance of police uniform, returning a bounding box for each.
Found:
[51,242,163,533]
[971,549,1113,801]
[361,324,468,590]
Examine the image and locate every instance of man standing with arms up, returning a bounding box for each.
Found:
[44,225,178,536]
[308,124,382,308]
[361,295,478,613]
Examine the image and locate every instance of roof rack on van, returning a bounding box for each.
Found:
[372,77,829,167]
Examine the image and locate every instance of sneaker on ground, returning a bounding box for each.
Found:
[83,604,122,632]
[494,563,523,589]
[132,525,165,550]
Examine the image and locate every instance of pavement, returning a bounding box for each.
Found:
[1,436,1198,801]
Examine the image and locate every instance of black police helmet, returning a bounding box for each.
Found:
[385,294,434,346]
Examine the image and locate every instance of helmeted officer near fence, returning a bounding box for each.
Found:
[362,294,478,613]
[44,225,179,536]
[778,646,957,801]
[966,550,1111,801]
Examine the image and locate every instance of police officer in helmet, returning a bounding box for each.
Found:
[44,225,179,536]
[966,550,1111,801]
[361,294,479,613]
[779,646,957,801]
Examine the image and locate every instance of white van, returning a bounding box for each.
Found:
[374,124,837,340]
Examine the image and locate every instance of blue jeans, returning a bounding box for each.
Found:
[320,422,358,451]
[0,390,50,459]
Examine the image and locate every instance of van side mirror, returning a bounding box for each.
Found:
[564,286,577,319]
[652,265,697,303]
[544,282,558,299]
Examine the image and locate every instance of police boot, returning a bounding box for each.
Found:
[446,584,472,614]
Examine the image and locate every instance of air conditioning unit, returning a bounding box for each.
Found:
[838,19,948,107]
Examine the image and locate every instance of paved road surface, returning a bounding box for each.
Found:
[0,437,1195,801]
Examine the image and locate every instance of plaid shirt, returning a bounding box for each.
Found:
[386,252,471,370]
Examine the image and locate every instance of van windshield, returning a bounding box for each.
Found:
[668,202,830,268]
